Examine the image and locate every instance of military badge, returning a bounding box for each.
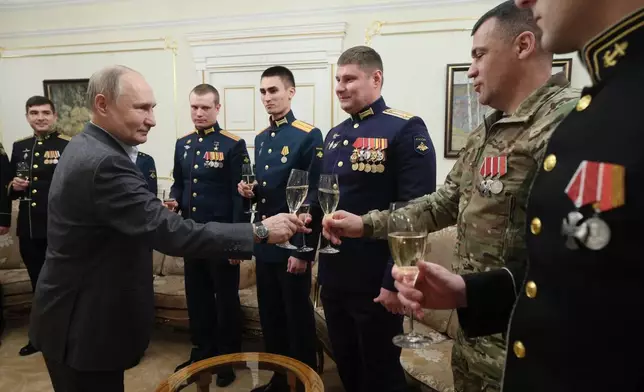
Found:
[213,141,220,151]
[205,151,224,168]
[22,148,30,160]
[316,147,324,159]
[281,146,289,163]
[479,156,508,196]
[562,160,624,250]
[413,136,430,155]
[149,170,156,179]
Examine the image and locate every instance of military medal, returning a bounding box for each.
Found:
[479,156,507,196]
[562,211,584,249]
[213,142,219,151]
[22,148,30,160]
[281,146,289,164]
[353,138,366,171]
[53,150,60,164]
[563,160,624,250]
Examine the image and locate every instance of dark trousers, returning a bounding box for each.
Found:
[19,236,47,291]
[321,286,408,392]
[44,356,124,392]
[256,260,317,373]
[184,257,242,360]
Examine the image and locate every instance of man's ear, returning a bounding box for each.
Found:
[94,94,109,115]
[515,31,537,60]
[287,86,296,100]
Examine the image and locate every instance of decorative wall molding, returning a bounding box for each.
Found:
[0,0,116,10]
[0,0,487,39]
[365,17,478,45]
[0,37,175,58]
[188,22,347,72]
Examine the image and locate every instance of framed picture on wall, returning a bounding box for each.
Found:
[43,78,90,137]
[444,58,574,158]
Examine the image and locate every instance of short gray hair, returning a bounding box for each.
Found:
[86,65,135,111]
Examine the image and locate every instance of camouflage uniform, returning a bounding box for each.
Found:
[361,73,579,391]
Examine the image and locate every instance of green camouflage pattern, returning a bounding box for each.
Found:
[362,73,580,390]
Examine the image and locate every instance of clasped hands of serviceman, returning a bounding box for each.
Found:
[161,189,311,268]
[237,179,310,275]
[323,211,468,316]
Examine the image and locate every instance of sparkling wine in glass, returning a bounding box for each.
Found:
[277,169,309,249]
[242,163,257,214]
[388,201,433,348]
[297,203,313,252]
[16,161,31,201]
[318,174,340,254]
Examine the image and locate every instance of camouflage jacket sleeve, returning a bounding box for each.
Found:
[362,151,466,240]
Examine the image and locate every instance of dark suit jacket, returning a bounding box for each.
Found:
[29,123,254,372]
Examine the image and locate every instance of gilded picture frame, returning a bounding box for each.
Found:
[43,78,90,137]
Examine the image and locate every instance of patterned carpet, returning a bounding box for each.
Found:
[0,319,344,392]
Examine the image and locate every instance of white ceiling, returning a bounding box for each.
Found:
[0,0,116,9]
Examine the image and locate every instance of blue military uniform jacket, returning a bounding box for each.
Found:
[135,152,157,196]
[316,97,436,293]
[253,110,324,263]
[170,122,249,224]
[9,130,70,238]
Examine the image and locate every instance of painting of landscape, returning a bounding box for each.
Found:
[43,79,90,137]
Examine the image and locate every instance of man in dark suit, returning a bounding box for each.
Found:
[135,151,157,196]
[29,64,306,392]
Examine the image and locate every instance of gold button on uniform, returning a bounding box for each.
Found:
[196,151,201,155]
[199,138,203,142]
[262,181,267,186]
[525,281,537,298]
[543,154,556,171]
[265,165,269,170]
[268,149,272,154]
[33,164,39,169]
[33,177,38,181]
[31,202,36,207]
[192,192,197,197]
[513,341,526,358]
[261,198,266,203]
[530,218,541,235]
[193,179,198,183]
[192,207,196,212]
[271,132,275,137]
[576,95,592,111]
[338,161,343,167]
[343,140,349,146]
[32,189,37,194]
[353,124,359,129]
[35,152,40,157]
[38,142,43,145]
[262,215,267,220]
[193,165,198,169]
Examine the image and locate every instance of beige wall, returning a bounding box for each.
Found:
[0,0,591,185]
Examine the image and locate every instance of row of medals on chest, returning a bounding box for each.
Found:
[24,149,60,165]
[184,141,224,168]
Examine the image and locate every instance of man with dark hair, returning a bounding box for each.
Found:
[9,95,71,357]
[311,45,436,392]
[238,65,323,392]
[168,83,250,387]
[320,3,580,389]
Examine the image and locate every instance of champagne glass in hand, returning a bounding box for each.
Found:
[297,203,313,252]
[318,174,340,254]
[277,169,309,249]
[16,161,31,201]
[388,201,433,348]
[241,163,257,214]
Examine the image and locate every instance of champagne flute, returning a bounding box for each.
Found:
[242,163,257,214]
[277,169,309,249]
[318,174,340,254]
[16,161,31,201]
[296,203,314,252]
[388,201,433,348]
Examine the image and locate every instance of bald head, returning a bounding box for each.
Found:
[88,65,156,146]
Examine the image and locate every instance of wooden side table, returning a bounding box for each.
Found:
[155,352,324,392]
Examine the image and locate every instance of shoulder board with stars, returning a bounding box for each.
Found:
[15,135,32,143]
[383,108,415,120]
[58,134,72,141]
[292,120,315,133]
[179,130,196,140]
[138,151,148,157]
[220,130,241,141]
[258,126,270,135]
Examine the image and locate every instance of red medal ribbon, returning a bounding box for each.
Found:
[565,160,625,211]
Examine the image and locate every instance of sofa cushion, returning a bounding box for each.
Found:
[0,201,25,270]
[0,269,32,297]
[400,340,455,392]
[153,275,187,309]
[239,285,262,337]
[161,255,184,276]
[152,250,165,276]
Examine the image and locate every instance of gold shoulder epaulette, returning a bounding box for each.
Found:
[179,130,196,139]
[383,108,415,120]
[58,134,71,141]
[220,130,241,141]
[258,126,270,135]
[15,135,31,143]
[292,120,315,133]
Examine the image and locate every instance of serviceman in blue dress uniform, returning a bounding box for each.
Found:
[135,151,157,196]
[238,66,323,392]
[168,84,249,388]
[312,46,437,392]
[9,96,70,356]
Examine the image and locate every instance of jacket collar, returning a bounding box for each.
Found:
[581,7,644,85]
[270,110,296,129]
[196,121,221,136]
[350,96,386,124]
